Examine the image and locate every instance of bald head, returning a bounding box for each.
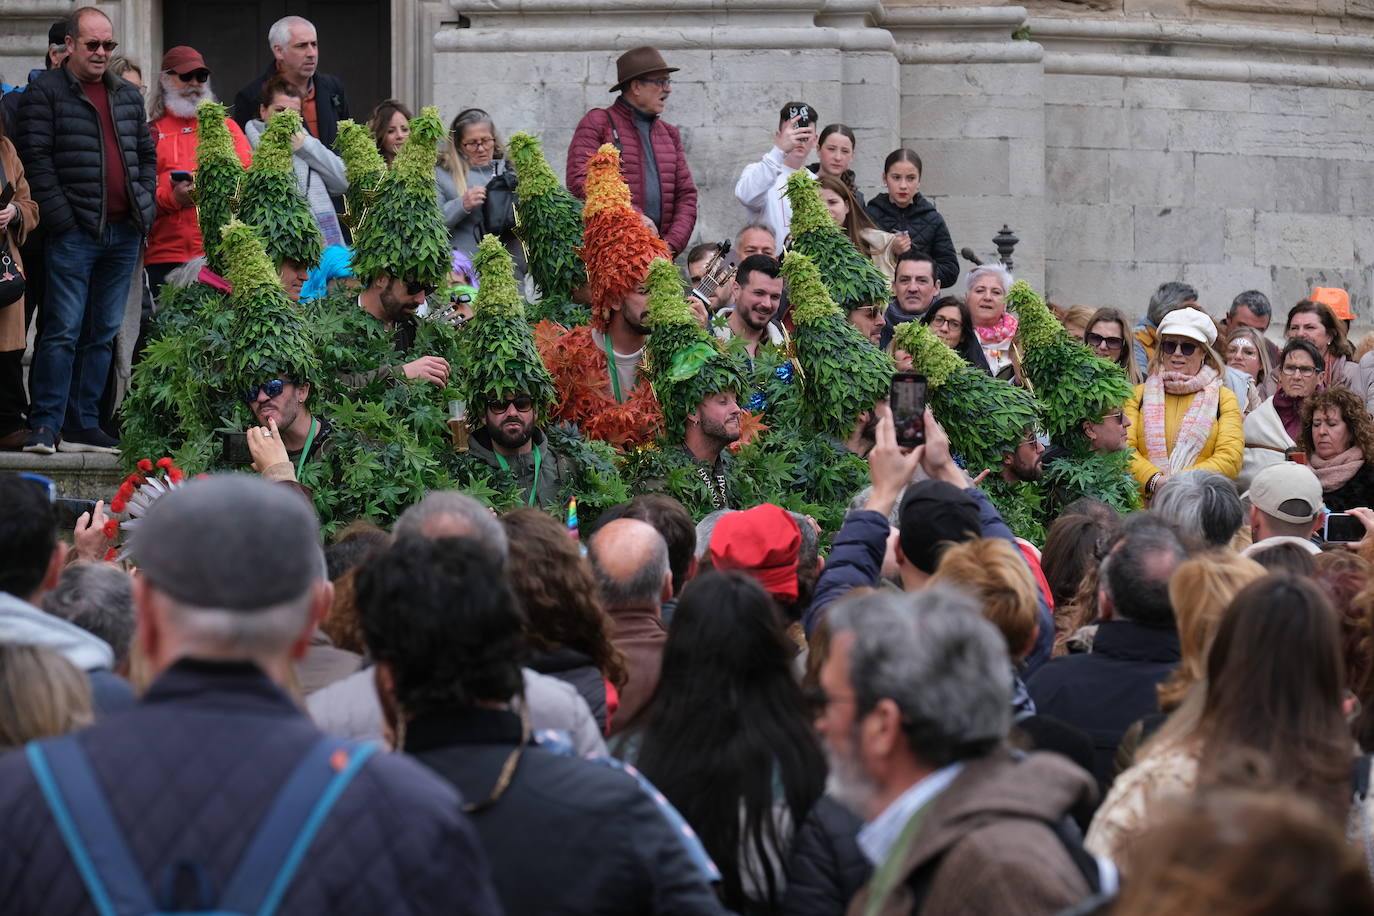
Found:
[588,518,671,610]
[394,491,508,563]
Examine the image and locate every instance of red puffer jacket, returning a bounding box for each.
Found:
[145,111,252,266]
[566,97,697,255]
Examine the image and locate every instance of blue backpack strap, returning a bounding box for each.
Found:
[218,736,379,916]
[25,736,157,916]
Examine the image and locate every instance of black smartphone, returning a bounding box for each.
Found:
[891,372,928,449]
[170,170,194,184]
[219,429,252,466]
[788,105,812,130]
[1323,512,1365,543]
[55,497,98,530]
[0,181,13,208]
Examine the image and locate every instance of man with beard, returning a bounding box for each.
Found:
[1000,425,1046,485]
[243,375,332,484]
[467,390,574,508]
[817,587,1102,915]
[713,254,784,359]
[678,390,743,509]
[144,46,252,294]
[344,271,452,388]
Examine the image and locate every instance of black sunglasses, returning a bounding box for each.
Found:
[244,379,288,403]
[1086,332,1124,351]
[170,68,210,84]
[488,395,534,414]
[81,39,119,53]
[404,279,437,297]
[1161,340,1198,357]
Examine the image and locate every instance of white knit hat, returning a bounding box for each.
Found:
[1157,307,1217,346]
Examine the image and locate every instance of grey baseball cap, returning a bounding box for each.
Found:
[130,474,322,611]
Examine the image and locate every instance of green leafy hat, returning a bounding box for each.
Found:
[350,106,451,288]
[333,118,388,232]
[192,100,246,275]
[1008,280,1134,452]
[234,108,323,271]
[218,220,319,392]
[781,251,894,439]
[892,319,1040,473]
[643,258,748,439]
[506,131,586,305]
[460,234,557,417]
[784,170,890,311]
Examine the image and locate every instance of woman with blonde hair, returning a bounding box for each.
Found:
[0,644,93,749]
[1223,325,1273,402]
[434,107,524,277]
[1084,307,1142,385]
[1058,306,1095,342]
[814,173,907,283]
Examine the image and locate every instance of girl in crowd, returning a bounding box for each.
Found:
[1302,386,1374,512]
[918,296,992,374]
[1125,307,1243,500]
[964,264,1018,380]
[367,98,412,166]
[435,108,525,278]
[807,124,863,205]
[1238,338,1323,491]
[1084,307,1142,385]
[816,174,909,284]
[1224,326,1273,402]
[863,149,958,289]
[1286,299,1365,401]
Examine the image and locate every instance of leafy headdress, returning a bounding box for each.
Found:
[191,100,245,274]
[643,258,748,439]
[218,220,319,391]
[781,251,894,439]
[349,106,451,288]
[580,144,671,329]
[460,235,557,418]
[892,319,1039,473]
[506,131,587,307]
[333,118,388,232]
[234,108,323,270]
[783,170,890,311]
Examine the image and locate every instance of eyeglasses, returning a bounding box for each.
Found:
[1086,332,1125,351]
[638,77,673,88]
[852,305,882,320]
[1281,364,1317,378]
[461,137,495,150]
[1099,410,1126,424]
[18,472,57,503]
[1160,339,1198,357]
[81,39,119,53]
[930,315,962,331]
[169,68,210,84]
[244,379,288,403]
[404,279,437,297]
[488,395,535,414]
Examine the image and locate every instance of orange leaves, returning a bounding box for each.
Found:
[732,410,769,450]
[581,144,634,220]
[543,325,663,449]
[576,145,670,330]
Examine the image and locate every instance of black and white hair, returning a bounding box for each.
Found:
[1152,470,1244,549]
[1147,281,1199,327]
[394,491,509,562]
[43,565,135,670]
[1229,289,1272,320]
[1101,513,1185,629]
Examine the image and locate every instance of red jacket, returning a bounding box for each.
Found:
[566,97,696,255]
[145,112,252,265]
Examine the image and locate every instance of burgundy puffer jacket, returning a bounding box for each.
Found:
[566,97,697,255]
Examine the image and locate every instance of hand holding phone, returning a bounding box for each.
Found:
[891,372,928,449]
[1323,512,1366,543]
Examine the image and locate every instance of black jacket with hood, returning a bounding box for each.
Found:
[864,192,959,291]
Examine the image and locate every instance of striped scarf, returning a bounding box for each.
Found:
[1142,365,1221,474]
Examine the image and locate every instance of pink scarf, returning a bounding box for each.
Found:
[973,312,1018,344]
[1310,446,1365,491]
[1142,365,1222,474]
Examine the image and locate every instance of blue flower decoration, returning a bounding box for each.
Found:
[747,391,767,413]
[774,362,795,383]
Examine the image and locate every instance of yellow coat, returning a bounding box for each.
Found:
[1124,381,1244,489]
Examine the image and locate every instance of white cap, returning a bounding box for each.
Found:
[1157,307,1217,347]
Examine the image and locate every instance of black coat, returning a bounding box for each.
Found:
[781,797,870,916]
[527,645,610,734]
[232,66,350,148]
[1025,621,1180,794]
[1322,459,1374,513]
[409,707,728,916]
[0,659,501,915]
[864,192,959,291]
[16,64,156,237]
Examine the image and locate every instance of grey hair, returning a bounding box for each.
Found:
[694,509,735,561]
[735,222,776,246]
[1146,281,1198,326]
[589,529,670,608]
[788,511,820,573]
[268,15,313,52]
[43,565,135,669]
[393,491,508,561]
[965,264,1012,296]
[1152,470,1243,549]
[1229,289,1272,320]
[828,586,1011,767]
[1101,513,1184,628]
[847,485,905,526]
[162,591,315,658]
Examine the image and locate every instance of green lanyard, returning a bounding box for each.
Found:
[294,418,319,480]
[495,444,542,507]
[604,333,628,404]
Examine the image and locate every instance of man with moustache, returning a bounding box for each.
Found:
[713,255,784,359]
[467,389,574,509]
[243,375,331,484]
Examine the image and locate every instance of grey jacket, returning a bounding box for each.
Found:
[245,117,348,247]
[0,590,135,715]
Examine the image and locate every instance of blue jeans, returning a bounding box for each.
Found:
[32,222,142,432]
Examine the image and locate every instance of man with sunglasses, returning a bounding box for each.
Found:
[243,376,332,484]
[144,46,252,296]
[349,273,452,388]
[16,6,156,456]
[467,390,573,509]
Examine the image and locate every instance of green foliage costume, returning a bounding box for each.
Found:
[235,109,323,270]
[505,131,589,327]
[783,170,890,311]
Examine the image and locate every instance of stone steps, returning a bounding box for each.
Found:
[0,451,125,501]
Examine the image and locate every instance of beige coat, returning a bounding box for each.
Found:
[0,137,39,352]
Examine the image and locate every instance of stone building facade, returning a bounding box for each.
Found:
[3,0,1371,319]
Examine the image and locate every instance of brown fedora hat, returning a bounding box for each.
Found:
[610,46,679,92]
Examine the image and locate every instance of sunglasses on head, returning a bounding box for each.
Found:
[488,395,534,414]
[1086,332,1125,351]
[404,279,437,297]
[81,39,119,53]
[170,68,210,84]
[244,379,289,403]
[1161,339,1198,357]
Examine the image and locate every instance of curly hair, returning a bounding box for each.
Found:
[500,509,628,690]
[1301,385,1374,462]
[321,520,390,654]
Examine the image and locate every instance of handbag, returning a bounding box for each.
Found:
[482,161,518,237]
[0,156,24,308]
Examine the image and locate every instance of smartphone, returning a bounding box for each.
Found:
[219,429,252,466]
[0,181,13,208]
[55,497,98,530]
[170,170,194,184]
[1323,512,1365,543]
[891,371,928,449]
[788,105,812,130]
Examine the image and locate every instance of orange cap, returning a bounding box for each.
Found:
[1311,287,1353,321]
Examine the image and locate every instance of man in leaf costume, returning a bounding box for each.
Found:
[539,144,666,450]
